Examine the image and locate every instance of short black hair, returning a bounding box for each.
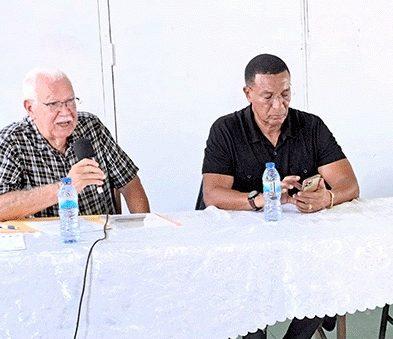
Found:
[245,54,290,85]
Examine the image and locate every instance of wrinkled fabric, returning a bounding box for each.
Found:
[1,198,393,338]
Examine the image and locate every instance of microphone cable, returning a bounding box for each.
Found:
[72,138,114,338]
[73,198,110,339]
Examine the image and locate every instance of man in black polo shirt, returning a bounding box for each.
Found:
[201,54,359,338]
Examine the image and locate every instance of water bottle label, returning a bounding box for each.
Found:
[263,182,282,195]
[59,200,78,209]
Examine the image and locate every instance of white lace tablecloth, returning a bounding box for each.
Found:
[1,197,393,338]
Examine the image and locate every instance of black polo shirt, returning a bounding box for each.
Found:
[202,105,346,195]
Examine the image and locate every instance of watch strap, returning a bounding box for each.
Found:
[248,193,262,211]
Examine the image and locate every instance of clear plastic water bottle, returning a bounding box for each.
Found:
[58,177,80,243]
[262,162,282,221]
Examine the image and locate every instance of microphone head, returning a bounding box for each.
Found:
[74,138,96,161]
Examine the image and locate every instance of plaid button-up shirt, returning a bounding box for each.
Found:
[0,112,138,217]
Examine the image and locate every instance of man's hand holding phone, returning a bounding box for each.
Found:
[293,174,331,213]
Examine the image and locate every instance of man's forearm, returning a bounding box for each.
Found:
[330,178,360,207]
[119,176,150,213]
[126,195,150,213]
[318,158,360,208]
[0,183,60,221]
[204,187,264,211]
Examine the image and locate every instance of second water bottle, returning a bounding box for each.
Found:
[58,177,80,243]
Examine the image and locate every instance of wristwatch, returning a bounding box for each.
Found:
[247,190,262,211]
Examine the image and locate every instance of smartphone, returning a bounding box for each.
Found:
[302,174,321,192]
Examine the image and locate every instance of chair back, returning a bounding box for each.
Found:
[195,181,206,210]
[112,188,122,214]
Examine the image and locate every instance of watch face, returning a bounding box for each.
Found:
[248,190,259,199]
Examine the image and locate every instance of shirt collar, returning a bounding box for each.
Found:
[280,108,298,140]
[24,116,48,150]
[244,105,299,143]
[24,114,83,154]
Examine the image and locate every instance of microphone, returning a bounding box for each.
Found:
[73,138,104,194]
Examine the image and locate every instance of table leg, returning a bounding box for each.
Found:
[337,315,346,339]
[378,304,389,339]
[315,327,327,339]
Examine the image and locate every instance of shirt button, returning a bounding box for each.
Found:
[303,169,308,174]
[273,151,277,156]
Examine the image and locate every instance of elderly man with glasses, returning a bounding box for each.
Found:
[0,68,149,220]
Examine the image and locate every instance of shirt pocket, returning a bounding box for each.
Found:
[234,161,263,192]
[288,144,318,182]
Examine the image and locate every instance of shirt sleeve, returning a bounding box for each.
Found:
[315,117,346,167]
[94,119,139,189]
[202,119,234,176]
[0,137,23,194]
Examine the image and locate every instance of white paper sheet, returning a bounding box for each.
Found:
[0,234,26,251]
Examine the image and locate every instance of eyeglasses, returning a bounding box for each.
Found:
[42,97,80,112]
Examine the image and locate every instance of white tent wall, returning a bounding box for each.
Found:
[109,1,308,212]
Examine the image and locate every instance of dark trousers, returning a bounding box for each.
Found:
[242,328,267,339]
[242,315,336,339]
[283,317,323,339]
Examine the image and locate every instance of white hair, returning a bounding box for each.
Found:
[22,68,70,100]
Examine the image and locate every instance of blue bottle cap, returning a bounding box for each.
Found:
[61,177,72,185]
[265,162,275,169]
